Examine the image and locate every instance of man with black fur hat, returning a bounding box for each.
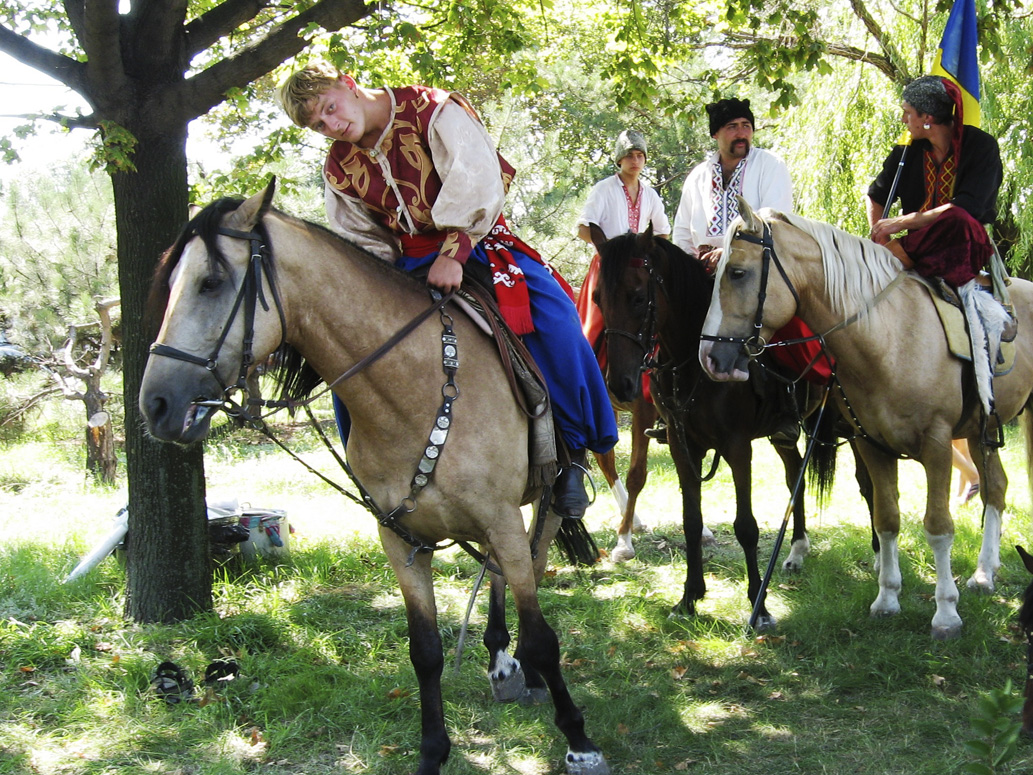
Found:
[673,97,801,447]
[672,97,793,272]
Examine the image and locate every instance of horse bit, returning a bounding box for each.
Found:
[148,224,472,565]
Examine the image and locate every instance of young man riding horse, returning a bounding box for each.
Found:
[278,63,617,518]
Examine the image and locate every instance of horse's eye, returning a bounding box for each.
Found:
[199,275,224,294]
[631,290,649,314]
[728,268,746,281]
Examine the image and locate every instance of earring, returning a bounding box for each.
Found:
[923,122,931,130]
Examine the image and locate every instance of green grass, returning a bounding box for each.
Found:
[2,402,1033,774]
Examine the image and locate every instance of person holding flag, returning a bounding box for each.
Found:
[865,0,1012,445]
[865,0,1000,289]
[865,73,1001,288]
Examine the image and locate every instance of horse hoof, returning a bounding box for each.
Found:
[931,623,962,641]
[611,545,636,563]
[518,687,550,706]
[566,749,610,775]
[489,655,526,703]
[966,572,996,593]
[753,614,778,632]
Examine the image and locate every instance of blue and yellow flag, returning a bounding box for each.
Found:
[931,0,981,127]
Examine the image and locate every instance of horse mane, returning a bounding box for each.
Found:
[597,232,711,316]
[777,212,902,320]
[148,197,425,405]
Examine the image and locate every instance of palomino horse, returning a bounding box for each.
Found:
[139,181,610,775]
[700,199,1033,639]
[590,225,818,630]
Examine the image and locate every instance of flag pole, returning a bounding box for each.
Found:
[881,144,909,220]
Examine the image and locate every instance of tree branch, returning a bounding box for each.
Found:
[847,0,912,85]
[723,31,901,83]
[184,0,272,59]
[174,0,373,120]
[76,0,128,104]
[0,23,87,94]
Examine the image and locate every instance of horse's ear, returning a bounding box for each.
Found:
[227,176,277,231]
[1017,546,1033,575]
[588,223,608,253]
[737,195,762,235]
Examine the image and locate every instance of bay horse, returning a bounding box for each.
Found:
[699,199,1033,639]
[589,225,818,630]
[139,181,610,775]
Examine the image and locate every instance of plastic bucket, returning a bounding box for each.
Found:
[238,509,290,563]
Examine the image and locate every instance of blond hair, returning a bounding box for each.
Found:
[279,62,342,127]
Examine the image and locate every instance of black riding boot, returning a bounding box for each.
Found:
[553,449,590,519]
[770,383,801,449]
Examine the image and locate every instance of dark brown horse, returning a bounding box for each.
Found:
[590,225,818,630]
[138,181,610,775]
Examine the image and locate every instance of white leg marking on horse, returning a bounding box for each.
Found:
[611,480,629,517]
[489,651,526,703]
[566,749,611,775]
[928,530,962,638]
[968,504,1002,591]
[870,531,901,617]
[783,534,810,572]
[611,532,636,563]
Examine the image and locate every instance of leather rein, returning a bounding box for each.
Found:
[147,224,500,567]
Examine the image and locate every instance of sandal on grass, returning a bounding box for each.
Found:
[152,661,194,705]
[203,658,239,686]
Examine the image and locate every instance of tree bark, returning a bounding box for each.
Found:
[114,127,212,624]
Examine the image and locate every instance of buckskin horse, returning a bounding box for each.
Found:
[700,199,1033,639]
[589,225,823,630]
[139,181,610,775]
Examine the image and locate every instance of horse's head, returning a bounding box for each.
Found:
[699,197,800,382]
[591,224,708,402]
[140,179,286,444]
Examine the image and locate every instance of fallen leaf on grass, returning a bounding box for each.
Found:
[671,666,688,680]
[387,687,411,699]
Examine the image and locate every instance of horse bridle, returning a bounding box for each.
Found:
[602,255,665,373]
[148,226,287,416]
[698,223,801,358]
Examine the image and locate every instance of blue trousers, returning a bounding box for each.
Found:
[334,242,617,455]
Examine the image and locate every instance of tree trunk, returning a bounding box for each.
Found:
[114,127,212,624]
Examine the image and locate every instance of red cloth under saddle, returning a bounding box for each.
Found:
[575,253,653,403]
[768,317,834,385]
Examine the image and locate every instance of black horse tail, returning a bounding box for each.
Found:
[805,404,840,507]
[554,519,602,567]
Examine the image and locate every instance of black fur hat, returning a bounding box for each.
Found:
[706,98,754,136]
